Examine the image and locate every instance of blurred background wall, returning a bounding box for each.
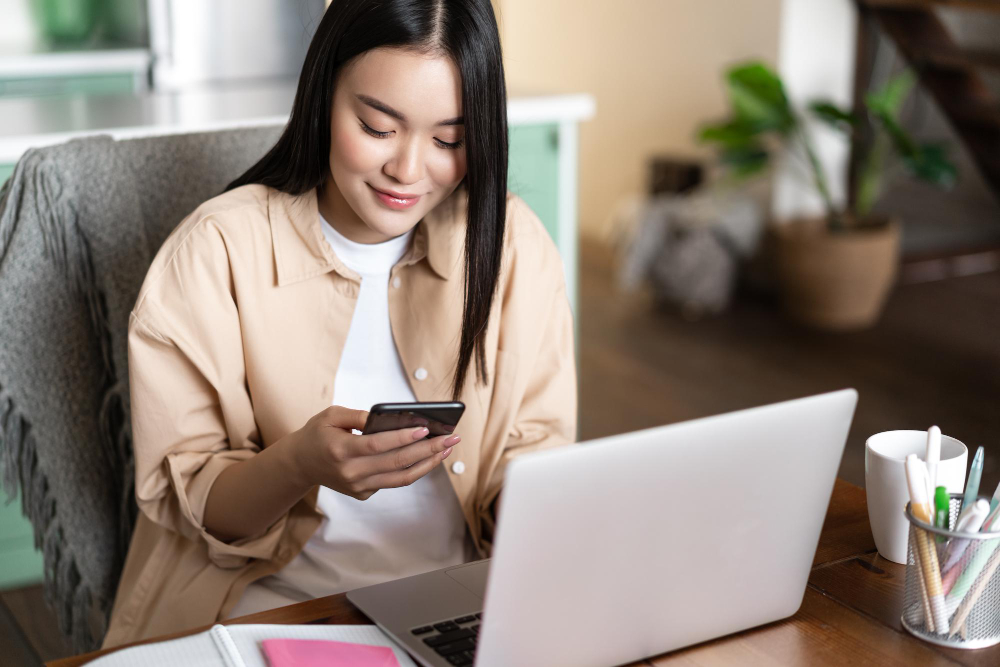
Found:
[495,0,783,240]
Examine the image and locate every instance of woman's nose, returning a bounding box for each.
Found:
[383,138,425,186]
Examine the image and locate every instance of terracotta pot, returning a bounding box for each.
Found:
[771,216,901,330]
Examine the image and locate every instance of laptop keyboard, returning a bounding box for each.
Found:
[410,612,482,665]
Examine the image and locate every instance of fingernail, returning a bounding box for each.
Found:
[412,427,429,440]
[443,435,461,447]
[442,446,454,458]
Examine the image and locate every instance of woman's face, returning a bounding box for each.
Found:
[323,47,467,244]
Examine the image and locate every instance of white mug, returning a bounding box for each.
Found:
[865,430,968,564]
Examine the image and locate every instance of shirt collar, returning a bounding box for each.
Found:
[268,186,464,287]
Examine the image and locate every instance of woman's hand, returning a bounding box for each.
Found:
[289,406,459,500]
[204,405,458,542]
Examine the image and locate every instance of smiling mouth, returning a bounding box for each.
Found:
[368,183,423,209]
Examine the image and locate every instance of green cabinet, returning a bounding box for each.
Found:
[0,470,44,589]
[508,123,560,246]
[507,120,579,311]
[0,73,136,99]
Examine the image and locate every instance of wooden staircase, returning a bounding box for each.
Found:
[855,0,1000,199]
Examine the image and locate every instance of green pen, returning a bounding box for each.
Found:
[935,486,950,542]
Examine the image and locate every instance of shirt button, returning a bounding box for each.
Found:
[451,461,466,475]
[392,276,401,289]
[414,367,428,381]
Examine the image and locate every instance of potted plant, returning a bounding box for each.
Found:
[699,62,957,329]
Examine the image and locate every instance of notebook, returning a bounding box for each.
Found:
[89,624,417,667]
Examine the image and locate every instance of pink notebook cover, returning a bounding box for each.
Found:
[261,638,401,667]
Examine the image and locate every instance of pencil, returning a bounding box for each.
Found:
[949,544,1000,636]
[905,455,949,632]
[914,536,936,633]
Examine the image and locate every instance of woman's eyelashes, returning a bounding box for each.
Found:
[359,119,391,139]
[358,119,464,150]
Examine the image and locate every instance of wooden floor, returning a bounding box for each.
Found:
[3,239,999,664]
[577,240,1000,494]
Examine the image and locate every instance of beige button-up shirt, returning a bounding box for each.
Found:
[103,184,577,647]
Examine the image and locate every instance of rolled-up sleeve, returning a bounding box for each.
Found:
[128,218,285,568]
[129,312,285,568]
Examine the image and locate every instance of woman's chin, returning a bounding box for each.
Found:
[358,212,420,241]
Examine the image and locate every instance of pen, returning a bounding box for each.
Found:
[905,454,949,632]
[926,426,941,502]
[961,446,984,515]
[990,480,1000,515]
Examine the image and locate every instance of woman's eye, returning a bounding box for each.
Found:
[435,138,465,150]
[359,120,391,138]
[360,119,463,150]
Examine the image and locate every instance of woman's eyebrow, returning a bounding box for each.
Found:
[356,94,463,126]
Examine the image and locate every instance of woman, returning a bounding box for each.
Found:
[104,0,575,647]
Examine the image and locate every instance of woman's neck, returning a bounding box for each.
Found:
[317,179,391,245]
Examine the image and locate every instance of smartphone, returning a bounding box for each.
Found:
[362,401,465,438]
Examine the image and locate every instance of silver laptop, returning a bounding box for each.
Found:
[348,389,858,667]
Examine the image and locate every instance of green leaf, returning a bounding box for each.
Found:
[725,62,796,134]
[720,143,771,178]
[872,112,917,159]
[903,143,958,188]
[855,134,889,217]
[867,107,958,190]
[865,70,916,117]
[698,119,761,147]
[877,113,958,187]
[809,101,858,131]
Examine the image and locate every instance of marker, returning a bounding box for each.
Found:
[934,486,950,542]
[940,498,989,573]
[934,486,950,528]
[961,446,984,515]
[955,501,976,529]
[906,454,949,632]
[926,426,941,501]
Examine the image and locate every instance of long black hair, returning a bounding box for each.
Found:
[227,0,508,399]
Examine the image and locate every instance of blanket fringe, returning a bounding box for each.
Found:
[0,146,136,653]
[1,385,100,651]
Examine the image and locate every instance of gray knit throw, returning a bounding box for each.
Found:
[0,126,282,652]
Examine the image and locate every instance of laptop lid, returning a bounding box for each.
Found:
[475,389,858,667]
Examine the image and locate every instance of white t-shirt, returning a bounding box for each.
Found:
[228,216,469,618]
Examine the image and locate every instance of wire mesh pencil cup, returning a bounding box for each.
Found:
[902,494,1000,649]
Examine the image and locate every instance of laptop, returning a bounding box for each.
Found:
[348,389,858,667]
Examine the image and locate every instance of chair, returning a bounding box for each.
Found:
[0,126,282,652]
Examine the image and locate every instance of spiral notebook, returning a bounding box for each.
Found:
[89,624,417,667]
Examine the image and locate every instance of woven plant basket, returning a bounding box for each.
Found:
[771,216,901,330]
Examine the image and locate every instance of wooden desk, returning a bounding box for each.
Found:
[49,480,999,666]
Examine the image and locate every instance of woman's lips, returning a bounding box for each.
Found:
[368,184,422,210]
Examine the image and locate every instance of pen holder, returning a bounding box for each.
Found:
[901,495,1000,649]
